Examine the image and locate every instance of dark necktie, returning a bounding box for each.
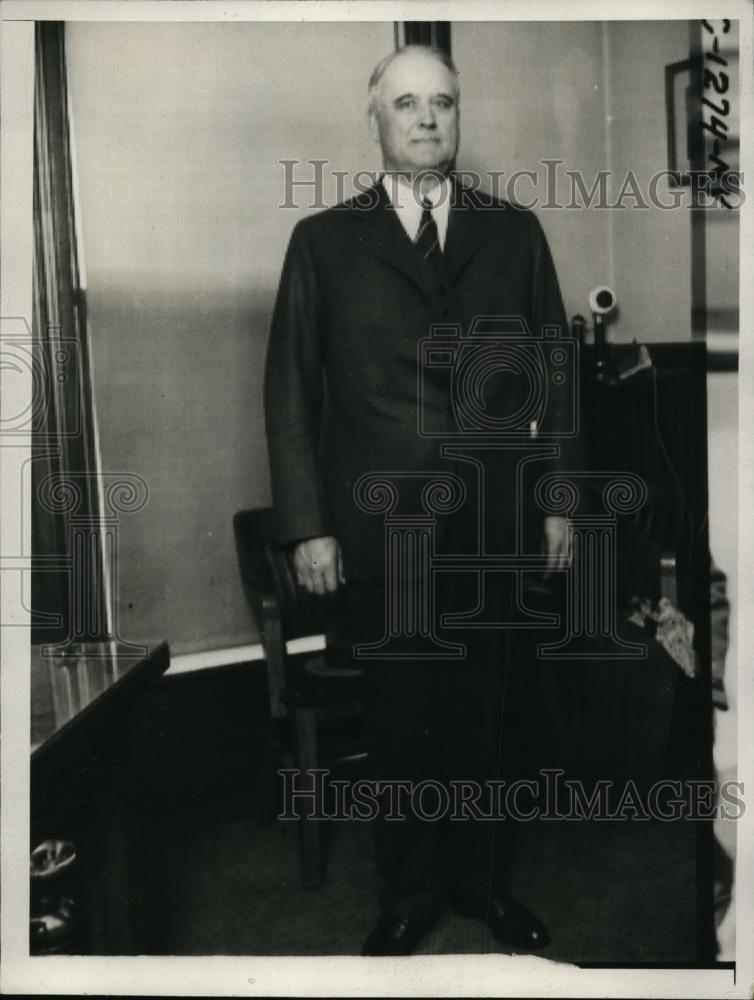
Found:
[414,197,443,275]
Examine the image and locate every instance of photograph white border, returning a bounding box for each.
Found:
[1,1,752,996]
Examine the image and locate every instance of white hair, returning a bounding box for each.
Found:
[367,45,459,112]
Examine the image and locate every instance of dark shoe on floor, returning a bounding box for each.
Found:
[361,910,438,956]
[451,892,549,951]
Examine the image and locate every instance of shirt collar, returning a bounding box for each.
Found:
[380,172,451,249]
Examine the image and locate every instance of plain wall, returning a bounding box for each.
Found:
[66,21,739,656]
[604,21,693,341]
[454,21,610,325]
[707,372,738,701]
[67,22,394,654]
[455,21,697,341]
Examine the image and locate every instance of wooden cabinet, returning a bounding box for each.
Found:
[31,642,170,955]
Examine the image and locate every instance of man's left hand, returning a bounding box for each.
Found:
[543,515,569,577]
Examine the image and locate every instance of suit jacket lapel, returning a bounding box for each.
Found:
[349,177,489,297]
[443,177,486,287]
[349,181,434,300]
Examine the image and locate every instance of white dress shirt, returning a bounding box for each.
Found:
[381,173,451,250]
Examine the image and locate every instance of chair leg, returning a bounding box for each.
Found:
[295,706,323,889]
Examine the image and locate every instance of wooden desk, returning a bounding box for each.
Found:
[580,342,715,961]
[31,641,170,954]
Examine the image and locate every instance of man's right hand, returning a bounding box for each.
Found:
[292,536,344,595]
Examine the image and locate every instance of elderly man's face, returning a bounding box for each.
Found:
[370,51,459,177]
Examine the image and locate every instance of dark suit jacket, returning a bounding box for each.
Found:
[264,178,581,583]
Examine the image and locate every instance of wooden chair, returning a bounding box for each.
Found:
[233,508,365,888]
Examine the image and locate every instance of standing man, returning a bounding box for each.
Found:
[265,44,576,955]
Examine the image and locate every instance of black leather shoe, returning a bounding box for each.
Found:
[361,911,438,956]
[451,892,549,950]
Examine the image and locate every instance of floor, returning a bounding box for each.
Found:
[142,809,698,960]
[131,661,700,961]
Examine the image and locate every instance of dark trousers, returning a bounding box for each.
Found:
[346,507,537,917]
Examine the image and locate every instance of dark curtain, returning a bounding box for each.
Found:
[32,21,106,648]
[397,21,451,54]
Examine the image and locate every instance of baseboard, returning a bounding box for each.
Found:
[166,634,326,676]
